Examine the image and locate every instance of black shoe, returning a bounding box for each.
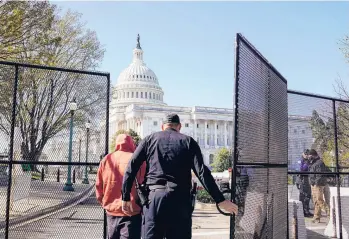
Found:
[304,211,314,218]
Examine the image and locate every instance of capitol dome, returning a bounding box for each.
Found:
[113,35,166,107]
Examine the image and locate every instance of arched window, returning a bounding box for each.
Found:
[145,92,147,98]
[127,92,129,98]
[209,154,214,165]
[140,75,142,78]
[153,93,155,99]
[136,92,139,98]
[149,92,152,99]
[141,92,143,98]
[132,92,134,98]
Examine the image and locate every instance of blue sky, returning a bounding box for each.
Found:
[54,1,348,109]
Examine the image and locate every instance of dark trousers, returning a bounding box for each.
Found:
[142,188,192,239]
[107,214,141,239]
[299,184,311,213]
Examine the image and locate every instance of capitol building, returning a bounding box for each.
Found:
[107,35,314,167]
[108,35,234,166]
[36,35,314,168]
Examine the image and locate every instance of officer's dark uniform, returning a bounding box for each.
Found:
[122,114,225,239]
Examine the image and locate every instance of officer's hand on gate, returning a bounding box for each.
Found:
[122,201,133,214]
[218,200,238,215]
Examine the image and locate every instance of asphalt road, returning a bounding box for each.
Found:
[1,194,105,239]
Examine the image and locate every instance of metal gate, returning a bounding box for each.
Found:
[0,61,110,239]
[229,33,289,238]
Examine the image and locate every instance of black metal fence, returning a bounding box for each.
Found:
[232,33,349,239]
[0,61,110,239]
[288,90,349,239]
[231,33,288,239]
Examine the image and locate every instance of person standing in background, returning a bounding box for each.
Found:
[308,149,329,223]
[296,149,313,217]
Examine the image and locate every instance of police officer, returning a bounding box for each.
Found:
[121,113,238,239]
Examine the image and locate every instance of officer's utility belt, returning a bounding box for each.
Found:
[149,185,167,190]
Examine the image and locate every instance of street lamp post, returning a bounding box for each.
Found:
[78,138,82,178]
[82,120,91,184]
[63,98,77,192]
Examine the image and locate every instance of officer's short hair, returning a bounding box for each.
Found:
[163,113,181,125]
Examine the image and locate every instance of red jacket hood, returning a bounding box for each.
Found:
[115,134,135,153]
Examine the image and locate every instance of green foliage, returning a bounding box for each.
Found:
[288,175,294,185]
[211,148,232,172]
[196,189,215,204]
[310,105,349,167]
[31,171,40,180]
[109,129,142,152]
[0,1,105,168]
[128,129,142,146]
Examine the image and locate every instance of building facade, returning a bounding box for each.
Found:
[108,35,234,165]
[108,35,313,167]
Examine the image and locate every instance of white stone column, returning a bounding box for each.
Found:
[204,120,208,148]
[194,119,197,141]
[224,121,227,147]
[139,118,143,138]
[126,119,130,130]
[214,121,218,147]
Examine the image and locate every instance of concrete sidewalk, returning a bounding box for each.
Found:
[0,179,95,230]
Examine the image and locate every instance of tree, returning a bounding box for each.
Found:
[308,35,349,169]
[310,106,349,167]
[0,1,57,61]
[211,148,232,172]
[110,129,142,152]
[0,2,106,170]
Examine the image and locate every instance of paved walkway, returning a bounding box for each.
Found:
[0,193,102,239]
[193,203,332,239]
[0,177,94,233]
[192,204,230,239]
[304,216,330,239]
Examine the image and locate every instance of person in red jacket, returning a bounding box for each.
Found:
[96,134,145,239]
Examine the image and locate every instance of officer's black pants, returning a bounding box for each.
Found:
[142,188,192,239]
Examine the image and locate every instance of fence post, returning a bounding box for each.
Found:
[292,202,298,239]
[332,196,337,238]
[4,64,19,239]
[332,100,343,239]
[57,168,60,182]
[73,169,76,184]
[41,167,44,181]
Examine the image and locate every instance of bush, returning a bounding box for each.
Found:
[31,171,40,180]
[211,148,232,172]
[196,189,215,204]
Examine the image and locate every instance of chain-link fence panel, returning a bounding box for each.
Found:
[287,92,334,173]
[233,33,288,239]
[0,62,109,239]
